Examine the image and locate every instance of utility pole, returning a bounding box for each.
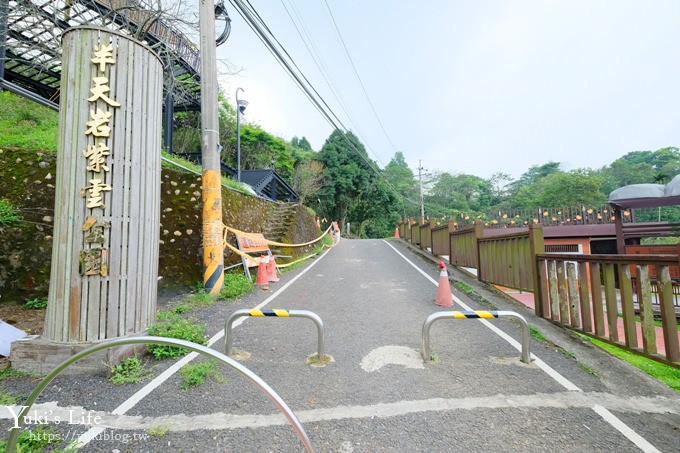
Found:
[418,160,425,219]
[199,0,224,295]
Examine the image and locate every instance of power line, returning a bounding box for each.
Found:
[229,0,417,211]
[322,0,399,156]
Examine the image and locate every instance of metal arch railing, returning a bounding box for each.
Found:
[422,310,532,364]
[5,336,314,453]
[225,309,325,359]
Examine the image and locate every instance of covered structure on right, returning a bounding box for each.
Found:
[609,175,680,254]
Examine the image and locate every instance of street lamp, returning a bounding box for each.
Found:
[235,88,248,182]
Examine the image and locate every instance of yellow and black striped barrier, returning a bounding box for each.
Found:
[225,308,325,358]
[452,310,498,319]
[422,310,531,363]
[249,309,290,317]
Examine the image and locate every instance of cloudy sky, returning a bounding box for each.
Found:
[216,0,680,180]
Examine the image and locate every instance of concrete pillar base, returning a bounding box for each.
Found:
[9,335,145,376]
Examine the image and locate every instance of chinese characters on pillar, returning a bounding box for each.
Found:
[79,43,119,277]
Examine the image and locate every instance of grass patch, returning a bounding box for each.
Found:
[0,388,20,405]
[146,314,207,360]
[185,288,214,308]
[108,356,154,385]
[530,325,549,343]
[24,297,48,310]
[219,272,254,300]
[179,359,223,389]
[579,334,680,392]
[148,425,170,436]
[0,91,59,151]
[160,150,252,195]
[0,427,75,453]
[454,281,474,295]
[0,368,38,381]
[0,199,22,226]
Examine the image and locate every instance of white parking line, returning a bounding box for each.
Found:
[383,240,661,453]
[75,248,333,448]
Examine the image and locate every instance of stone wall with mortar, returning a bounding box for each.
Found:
[0,148,318,303]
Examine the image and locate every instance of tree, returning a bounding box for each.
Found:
[513,169,606,208]
[293,159,324,205]
[317,130,374,231]
[383,152,418,216]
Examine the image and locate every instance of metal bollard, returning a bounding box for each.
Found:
[225,309,325,358]
[422,310,531,363]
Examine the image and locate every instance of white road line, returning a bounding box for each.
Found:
[383,240,661,453]
[75,248,333,448]
[6,392,677,432]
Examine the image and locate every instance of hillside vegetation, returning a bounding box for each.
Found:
[1,91,679,239]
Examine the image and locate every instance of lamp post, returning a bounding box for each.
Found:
[236,88,248,182]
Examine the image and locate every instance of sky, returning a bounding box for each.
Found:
[215,0,680,180]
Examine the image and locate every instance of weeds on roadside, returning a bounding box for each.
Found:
[0,388,19,405]
[146,314,207,360]
[108,356,154,385]
[0,199,21,226]
[0,427,76,453]
[179,359,224,389]
[219,273,253,300]
[148,425,169,436]
[24,297,48,309]
[454,281,474,295]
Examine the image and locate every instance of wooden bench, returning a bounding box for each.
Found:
[235,232,272,280]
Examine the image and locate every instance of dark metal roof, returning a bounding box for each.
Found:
[609,196,680,210]
[2,0,202,111]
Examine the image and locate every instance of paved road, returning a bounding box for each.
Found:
[2,238,679,452]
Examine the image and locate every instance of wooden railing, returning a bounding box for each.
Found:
[396,217,679,367]
[478,225,543,293]
[431,221,454,257]
[536,253,680,365]
[449,222,483,269]
[420,220,434,251]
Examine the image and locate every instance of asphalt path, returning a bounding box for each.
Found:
[2,238,679,452]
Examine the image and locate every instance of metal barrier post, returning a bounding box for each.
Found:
[225,309,325,358]
[5,336,313,453]
[422,310,531,363]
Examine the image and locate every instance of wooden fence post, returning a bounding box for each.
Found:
[474,221,484,281]
[529,223,545,317]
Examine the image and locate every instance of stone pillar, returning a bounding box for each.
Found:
[11,27,163,374]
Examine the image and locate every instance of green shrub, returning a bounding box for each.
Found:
[0,199,21,226]
[109,356,153,385]
[146,316,207,360]
[24,297,48,309]
[179,359,223,389]
[219,273,254,300]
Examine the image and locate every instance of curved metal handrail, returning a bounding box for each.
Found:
[5,336,313,452]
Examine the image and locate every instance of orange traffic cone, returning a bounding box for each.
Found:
[394,226,400,239]
[267,255,280,283]
[435,262,453,307]
[255,255,269,290]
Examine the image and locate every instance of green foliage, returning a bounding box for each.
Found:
[529,325,548,343]
[219,273,254,300]
[455,281,474,295]
[186,289,214,308]
[0,427,69,453]
[580,335,680,392]
[23,297,48,309]
[233,124,295,180]
[318,129,375,231]
[179,359,223,389]
[109,356,153,385]
[148,425,170,436]
[0,91,59,151]
[146,315,207,360]
[0,388,19,405]
[0,199,22,226]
